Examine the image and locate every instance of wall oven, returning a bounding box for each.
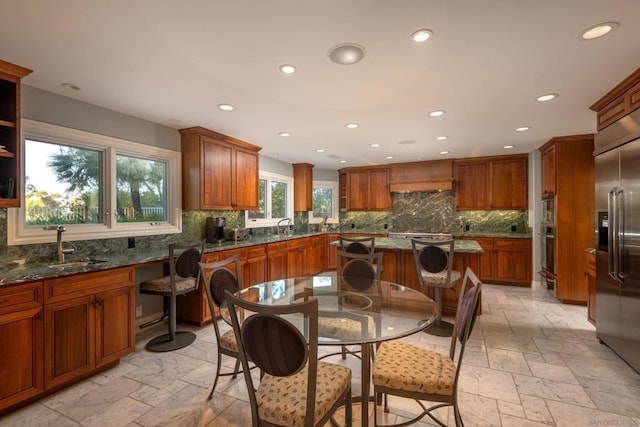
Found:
[539,225,556,291]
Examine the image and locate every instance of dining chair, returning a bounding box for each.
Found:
[338,235,376,255]
[411,237,461,337]
[139,240,205,352]
[372,267,482,427]
[198,254,246,399]
[225,289,353,427]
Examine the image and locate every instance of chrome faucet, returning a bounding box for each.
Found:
[276,218,292,236]
[43,225,76,262]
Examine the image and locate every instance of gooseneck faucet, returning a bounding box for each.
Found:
[276,218,292,236]
[43,225,76,262]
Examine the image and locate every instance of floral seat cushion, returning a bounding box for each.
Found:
[256,361,351,427]
[420,269,461,288]
[372,340,456,396]
[139,275,196,293]
[318,315,374,340]
[219,328,238,352]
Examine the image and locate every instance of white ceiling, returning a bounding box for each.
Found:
[2,1,640,170]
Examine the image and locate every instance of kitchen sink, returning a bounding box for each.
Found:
[48,259,107,269]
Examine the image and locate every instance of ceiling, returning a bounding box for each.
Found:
[2,1,640,170]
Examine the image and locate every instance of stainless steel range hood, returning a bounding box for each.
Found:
[595,107,640,155]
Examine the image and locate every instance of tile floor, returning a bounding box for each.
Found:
[2,281,640,427]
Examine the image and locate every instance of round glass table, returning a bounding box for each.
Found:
[221,273,438,426]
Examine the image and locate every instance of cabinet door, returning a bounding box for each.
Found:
[326,234,339,270]
[44,295,95,388]
[268,243,289,281]
[234,148,259,210]
[0,306,44,410]
[455,162,489,209]
[202,138,233,209]
[368,169,392,210]
[493,239,532,285]
[347,170,369,210]
[245,246,267,286]
[95,285,135,367]
[490,158,528,209]
[466,237,494,281]
[541,145,556,197]
[308,236,325,276]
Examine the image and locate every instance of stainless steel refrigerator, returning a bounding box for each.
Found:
[595,109,640,373]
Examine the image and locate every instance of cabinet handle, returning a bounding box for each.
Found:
[37,311,44,321]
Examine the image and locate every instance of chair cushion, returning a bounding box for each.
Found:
[420,269,461,288]
[219,328,238,352]
[257,361,351,427]
[318,314,374,340]
[373,340,456,396]
[139,275,197,294]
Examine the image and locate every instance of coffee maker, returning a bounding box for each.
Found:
[206,217,226,243]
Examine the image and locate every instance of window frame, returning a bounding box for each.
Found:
[245,170,293,228]
[8,119,181,245]
[308,180,339,224]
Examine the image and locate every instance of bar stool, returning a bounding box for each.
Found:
[139,240,205,352]
[411,237,461,337]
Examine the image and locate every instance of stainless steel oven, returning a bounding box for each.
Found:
[539,225,556,291]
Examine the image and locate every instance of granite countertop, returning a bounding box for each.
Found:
[330,237,484,253]
[339,230,532,239]
[0,232,321,287]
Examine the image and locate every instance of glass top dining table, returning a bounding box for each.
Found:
[220,273,438,426]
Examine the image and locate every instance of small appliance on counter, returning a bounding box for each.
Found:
[206,217,226,243]
[226,227,250,242]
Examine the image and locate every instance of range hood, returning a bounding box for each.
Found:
[389,159,454,193]
[595,107,640,155]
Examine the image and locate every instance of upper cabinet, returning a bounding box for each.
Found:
[180,127,261,210]
[590,67,640,131]
[454,154,528,210]
[389,159,453,192]
[293,163,314,212]
[339,166,391,211]
[0,59,32,208]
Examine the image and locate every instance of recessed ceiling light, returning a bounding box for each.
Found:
[580,22,619,40]
[278,132,291,137]
[61,83,80,91]
[397,139,416,145]
[435,136,448,141]
[440,150,449,155]
[339,160,347,163]
[329,43,366,65]
[411,29,433,42]
[504,145,515,149]
[515,126,531,132]
[537,93,558,102]
[345,123,359,129]
[385,155,394,159]
[279,64,296,74]
[218,104,234,111]
[370,144,380,148]
[315,149,325,153]
[429,110,446,117]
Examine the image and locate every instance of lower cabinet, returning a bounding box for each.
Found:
[461,237,532,286]
[43,268,135,389]
[0,268,135,413]
[0,282,44,411]
[326,233,340,270]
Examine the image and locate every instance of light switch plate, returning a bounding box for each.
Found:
[136,305,143,318]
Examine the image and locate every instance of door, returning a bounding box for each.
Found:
[618,138,640,371]
[595,148,621,351]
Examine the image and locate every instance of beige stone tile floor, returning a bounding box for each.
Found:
[2,281,640,426]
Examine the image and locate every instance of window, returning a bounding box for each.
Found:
[245,171,293,227]
[308,181,339,224]
[8,119,181,245]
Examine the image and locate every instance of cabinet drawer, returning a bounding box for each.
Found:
[287,238,308,249]
[494,238,531,250]
[267,241,288,255]
[0,282,43,315]
[247,245,266,259]
[44,267,134,304]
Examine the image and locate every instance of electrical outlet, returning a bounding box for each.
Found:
[465,224,470,231]
[128,237,136,248]
[136,305,143,318]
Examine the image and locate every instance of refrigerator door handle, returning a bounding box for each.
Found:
[608,188,618,281]
[616,188,627,282]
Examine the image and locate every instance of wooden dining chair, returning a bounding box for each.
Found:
[411,237,461,337]
[225,290,353,427]
[198,254,245,399]
[139,240,205,352]
[372,267,482,427]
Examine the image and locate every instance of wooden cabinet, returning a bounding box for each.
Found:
[0,60,32,208]
[293,163,314,212]
[586,251,596,325]
[326,233,340,270]
[590,67,640,131]
[538,134,594,303]
[308,235,325,276]
[541,145,556,197]
[339,166,392,211]
[461,237,532,286]
[43,268,135,389]
[0,282,44,411]
[180,126,261,210]
[389,159,454,192]
[454,154,528,210]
